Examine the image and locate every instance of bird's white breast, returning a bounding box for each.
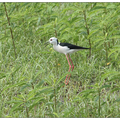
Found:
[53,44,78,55]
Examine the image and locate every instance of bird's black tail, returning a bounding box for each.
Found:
[79,46,91,49]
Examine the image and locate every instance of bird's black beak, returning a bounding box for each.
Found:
[44,41,50,47]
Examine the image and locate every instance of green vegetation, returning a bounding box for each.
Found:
[0,2,120,118]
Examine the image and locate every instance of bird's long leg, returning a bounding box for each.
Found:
[67,54,74,80]
[65,54,71,85]
[68,54,74,71]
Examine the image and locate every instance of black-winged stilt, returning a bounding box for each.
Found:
[49,37,90,85]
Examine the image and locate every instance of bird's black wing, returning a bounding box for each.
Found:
[59,42,90,49]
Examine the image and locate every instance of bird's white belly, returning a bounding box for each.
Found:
[53,44,78,55]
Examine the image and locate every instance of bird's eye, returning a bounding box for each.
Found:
[50,39,52,41]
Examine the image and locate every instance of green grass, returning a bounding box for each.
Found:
[0,2,120,118]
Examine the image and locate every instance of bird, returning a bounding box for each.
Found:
[48,37,90,85]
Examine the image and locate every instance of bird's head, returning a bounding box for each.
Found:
[49,37,58,45]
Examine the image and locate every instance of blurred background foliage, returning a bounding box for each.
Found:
[0,2,120,117]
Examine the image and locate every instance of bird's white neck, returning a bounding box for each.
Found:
[53,43,60,53]
[52,42,58,46]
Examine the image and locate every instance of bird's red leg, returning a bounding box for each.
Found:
[68,54,74,71]
[65,54,71,85]
[67,54,74,80]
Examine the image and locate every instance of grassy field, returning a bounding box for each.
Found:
[0,2,120,117]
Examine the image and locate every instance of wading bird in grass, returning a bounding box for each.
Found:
[48,37,90,85]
